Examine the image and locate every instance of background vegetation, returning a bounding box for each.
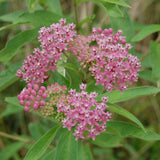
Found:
[0,0,160,159]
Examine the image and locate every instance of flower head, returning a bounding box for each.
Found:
[16,19,76,84]
[68,28,141,92]
[57,84,111,140]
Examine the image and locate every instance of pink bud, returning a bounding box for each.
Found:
[121,39,126,45]
[38,90,43,95]
[24,106,30,112]
[36,95,41,101]
[18,94,24,100]
[109,28,113,34]
[27,83,32,88]
[42,93,48,99]
[31,89,36,96]
[103,29,109,35]
[40,86,46,92]
[33,84,39,91]
[40,100,45,106]
[26,101,31,106]
[20,100,25,106]
[29,95,35,101]
[97,27,102,34]
[33,103,39,110]
[24,89,30,95]
[24,95,29,100]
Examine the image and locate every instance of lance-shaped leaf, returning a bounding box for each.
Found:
[97,86,160,103]
[132,24,160,42]
[0,61,22,91]
[106,103,145,131]
[106,121,160,141]
[149,41,160,81]
[54,128,78,160]
[0,142,24,160]
[0,27,39,62]
[24,125,60,160]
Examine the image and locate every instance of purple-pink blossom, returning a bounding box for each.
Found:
[57,84,111,140]
[16,18,76,84]
[68,28,141,92]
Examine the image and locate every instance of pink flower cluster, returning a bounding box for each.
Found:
[69,28,141,92]
[57,84,111,140]
[17,83,48,112]
[16,19,141,140]
[16,19,76,84]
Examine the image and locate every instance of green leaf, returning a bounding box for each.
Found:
[0,11,24,23]
[97,86,160,103]
[14,10,62,26]
[106,121,160,141]
[29,122,47,141]
[86,80,103,94]
[0,142,24,160]
[65,63,82,91]
[54,128,78,160]
[26,0,39,13]
[149,41,160,81]
[133,21,146,31]
[77,0,131,8]
[0,61,22,91]
[0,10,71,29]
[46,0,63,16]
[101,0,130,8]
[91,132,122,148]
[101,2,123,17]
[24,125,60,160]
[51,70,69,87]
[40,149,56,160]
[106,103,145,131]
[132,24,160,42]
[0,27,39,62]
[5,97,22,108]
[139,70,156,83]
[77,143,93,160]
[0,104,23,118]
[79,15,95,27]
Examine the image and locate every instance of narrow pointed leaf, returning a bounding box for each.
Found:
[0,142,24,160]
[97,86,160,103]
[77,143,93,160]
[106,103,145,131]
[0,27,39,62]
[149,41,160,80]
[0,61,22,91]
[24,125,60,160]
[132,24,160,42]
[54,129,78,160]
[102,0,130,8]
[91,132,122,148]
[106,121,160,141]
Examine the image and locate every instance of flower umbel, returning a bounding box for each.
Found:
[69,28,141,92]
[57,84,111,140]
[16,18,76,84]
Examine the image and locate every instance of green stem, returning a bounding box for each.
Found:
[63,51,77,67]
[74,0,79,32]
[0,131,55,149]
